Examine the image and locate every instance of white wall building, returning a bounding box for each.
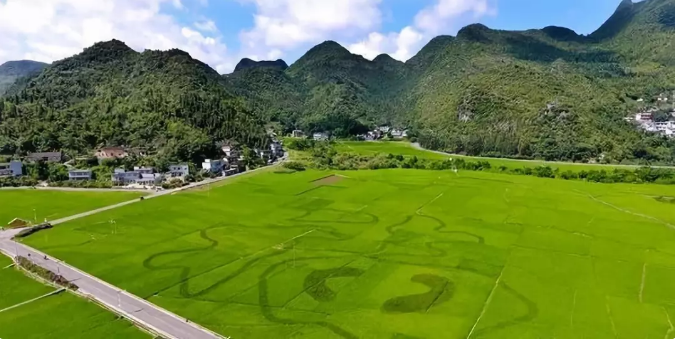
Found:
[169,164,189,178]
[68,170,92,180]
[202,159,226,173]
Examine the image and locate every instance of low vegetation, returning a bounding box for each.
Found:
[19,167,675,338]
[0,256,148,338]
[290,141,675,185]
[15,256,78,290]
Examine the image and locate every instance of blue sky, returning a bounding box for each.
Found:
[0,0,626,73]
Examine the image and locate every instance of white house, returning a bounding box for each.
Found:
[169,164,189,178]
[313,132,329,141]
[0,161,22,177]
[202,159,226,173]
[137,173,164,186]
[292,130,305,138]
[133,166,154,174]
[68,170,92,181]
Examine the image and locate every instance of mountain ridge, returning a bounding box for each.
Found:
[3,0,675,164]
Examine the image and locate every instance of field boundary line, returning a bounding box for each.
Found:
[576,190,675,231]
[416,192,444,214]
[467,265,505,339]
[570,290,577,328]
[640,262,647,303]
[0,241,224,339]
[664,307,674,339]
[605,296,617,337]
[0,288,65,313]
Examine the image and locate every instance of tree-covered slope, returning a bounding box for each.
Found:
[223,41,407,136]
[0,60,48,95]
[0,40,268,163]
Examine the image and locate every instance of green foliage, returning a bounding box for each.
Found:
[0,40,269,163]
[15,256,78,290]
[282,161,306,171]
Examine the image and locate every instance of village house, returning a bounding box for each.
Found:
[313,132,329,141]
[270,141,283,158]
[202,159,226,173]
[292,130,305,138]
[0,161,22,177]
[68,169,92,181]
[168,164,189,178]
[112,168,163,186]
[95,147,128,159]
[133,166,154,174]
[26,152,62,163]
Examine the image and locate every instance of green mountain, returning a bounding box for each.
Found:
[3,0,675,165]
[225,0,675,164]
[0,60,48,95]
[0,40,268,163]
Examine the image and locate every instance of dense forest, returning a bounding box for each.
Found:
[0,40,269,164]
[2,0,675,164]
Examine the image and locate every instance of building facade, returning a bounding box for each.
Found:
[68,170,92,180]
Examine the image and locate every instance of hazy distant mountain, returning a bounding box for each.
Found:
[0,60,48,95]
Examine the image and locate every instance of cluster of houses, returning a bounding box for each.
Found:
[357,126,408,141]
[1,137,285,187]
[291,126,409,142]
[627,93,675,137]
[0,152,64,179]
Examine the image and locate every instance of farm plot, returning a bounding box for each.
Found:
[23,168,675,338]
[336,141,656,172]
[0,189,143,225]
[0,256,149,338]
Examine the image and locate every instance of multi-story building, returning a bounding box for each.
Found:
[202,159,226,173]
[168,164,189,178]
[68,170,92,180]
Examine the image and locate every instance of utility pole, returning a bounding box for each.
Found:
[33,209,37,224]
[117,290,121,308]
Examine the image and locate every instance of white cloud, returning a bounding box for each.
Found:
[240,0,382,59]
[194,20,217,32]
[347,0,496,61]
[348,26,424,61]
[0,0,233,73]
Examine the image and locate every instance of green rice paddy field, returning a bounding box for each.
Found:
[336,141,663,172]
[0,256,148,338]
[19,168,675,338]
[0,190,143,226]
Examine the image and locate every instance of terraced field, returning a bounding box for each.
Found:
[19,168,675,338]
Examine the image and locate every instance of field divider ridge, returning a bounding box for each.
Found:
[0,240,224,339]
[0,288,65,313]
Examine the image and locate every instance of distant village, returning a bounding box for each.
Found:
[626,92,675,137]
[292,125,409,141]
[0,136,284,189]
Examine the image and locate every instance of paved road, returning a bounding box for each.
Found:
[0,240,220,339]
[0,153,288,338]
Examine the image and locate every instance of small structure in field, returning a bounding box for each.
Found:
[6,218,31,229]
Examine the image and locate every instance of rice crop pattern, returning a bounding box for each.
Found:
[22,168,675,338]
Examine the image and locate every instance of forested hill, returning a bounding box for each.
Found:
[223,0,675,164]
[0,60,48,95]
[0,40,269,163]
[2,0,675,164]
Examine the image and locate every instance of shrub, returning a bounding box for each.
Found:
[15,223,53,238]
[16,256,78,290]
[283,161,306,171]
